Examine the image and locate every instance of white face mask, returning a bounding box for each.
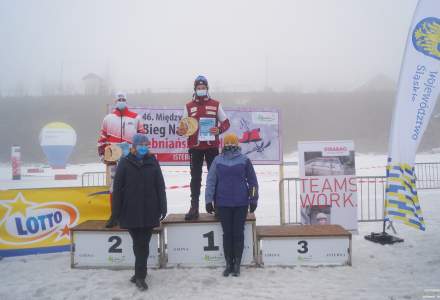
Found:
[116,101,127,110]
[196,89,208,97]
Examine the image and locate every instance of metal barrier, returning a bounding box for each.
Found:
[415,162,440,189]
[83,162,440,224]
[356,176,386,222]
[279,176,387,225]
[81,172,106,187]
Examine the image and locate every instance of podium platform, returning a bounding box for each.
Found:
[162,213,257,267]
[256,225,352,266]
[71,220,164,269]
[70,218,351,269]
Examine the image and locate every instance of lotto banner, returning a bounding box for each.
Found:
[0,187,110,257]
[298,141,358,232]
[108,106,282,165]
[386,0,440,231]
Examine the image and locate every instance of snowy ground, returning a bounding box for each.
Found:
[1,154,440,299]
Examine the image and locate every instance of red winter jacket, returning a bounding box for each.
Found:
[183,97,230,150]
[97,108,145,156]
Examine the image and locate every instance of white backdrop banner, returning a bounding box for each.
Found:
[108,106,282,165]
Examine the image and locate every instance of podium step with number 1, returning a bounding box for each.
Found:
[162,213,257,267]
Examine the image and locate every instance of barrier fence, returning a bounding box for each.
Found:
[278,176,387,225]
[82,162,440,224]
[278,162,440,225]
[415,162,440,189]
[81,172,106,187]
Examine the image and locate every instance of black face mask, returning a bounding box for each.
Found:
[223,145,240,152]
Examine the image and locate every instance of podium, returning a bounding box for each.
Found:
[162,213,257,267]
[256,225,352,266]
[71,220,164,269]
[70,217,351,269]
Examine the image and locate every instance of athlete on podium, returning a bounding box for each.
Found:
[106,133,167,291]
[97,92,145,223]
[177,75,230,220]
[205,132,259,277]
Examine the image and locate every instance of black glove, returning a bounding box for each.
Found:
[160,211,167,221]
[206,202,214,214]
[105,217,118,228]
[249,203,257,213]
[249,186,259,202]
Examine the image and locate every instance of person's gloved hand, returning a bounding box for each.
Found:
[249,186,259,202]
[249,203,257,213]
[160,211,167,221]
[209,127,221,135]
[206,202,214,214]
[98,143,109,157]
[105,217,118,228]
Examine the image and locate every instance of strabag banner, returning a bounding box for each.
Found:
[386,0,440,231]
[298,141,358,232]
[108,106,282,165]
[0,187,110,256]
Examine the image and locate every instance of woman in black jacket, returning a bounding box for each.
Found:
[106,133,167,291]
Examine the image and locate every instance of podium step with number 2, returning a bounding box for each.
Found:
[71,220,164,269]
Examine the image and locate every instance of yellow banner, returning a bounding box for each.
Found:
[0,187,110,256]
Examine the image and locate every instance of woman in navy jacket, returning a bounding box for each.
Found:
[205,132,259,277]
[106,133,167,291]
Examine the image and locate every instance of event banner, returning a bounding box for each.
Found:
[298,141,358,232]
[386,0,440,231]
[109,106,281,165]
[0,187,110,256]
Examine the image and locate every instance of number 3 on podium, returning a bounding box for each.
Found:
[297,240,308,254]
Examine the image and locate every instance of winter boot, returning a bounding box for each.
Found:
[223,257,234,277]
[135,278,148,291]
[130,269,147,283]
[232,256,242,277]
[184,200,199,220]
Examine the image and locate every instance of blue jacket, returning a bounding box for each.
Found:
[205,148,258,207]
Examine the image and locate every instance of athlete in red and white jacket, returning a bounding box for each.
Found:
[177,75,230,220]
[97,92,145,158]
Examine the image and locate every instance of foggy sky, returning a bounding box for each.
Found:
[0,0,418,95]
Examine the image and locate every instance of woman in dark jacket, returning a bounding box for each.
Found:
[106,133,167,291]
[205,132,258,277]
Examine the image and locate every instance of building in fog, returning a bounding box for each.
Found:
[82,73,108,95]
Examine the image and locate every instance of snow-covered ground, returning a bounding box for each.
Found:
[0,153,440,299]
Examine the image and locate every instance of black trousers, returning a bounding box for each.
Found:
[217,206,248,262]
[128,227,153,280]
[189,148,219,202]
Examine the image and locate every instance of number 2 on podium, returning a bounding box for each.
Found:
[108,236,123,253]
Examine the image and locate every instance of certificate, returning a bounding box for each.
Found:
[198,118,216,142]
